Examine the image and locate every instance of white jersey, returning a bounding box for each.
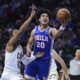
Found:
[69,59,80,75]
[1,46,37,80]
[4,45,23,74]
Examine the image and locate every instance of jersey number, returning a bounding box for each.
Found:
[37,42,45,48]
[17,52,23,68]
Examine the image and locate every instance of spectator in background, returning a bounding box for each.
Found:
[71,26,80,48]
[0,5,4,18]
[69,49,80,80]
[60,49,80,80]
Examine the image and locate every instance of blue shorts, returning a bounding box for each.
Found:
[25,58,51,80]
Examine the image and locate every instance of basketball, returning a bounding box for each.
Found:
[57,8,71,21]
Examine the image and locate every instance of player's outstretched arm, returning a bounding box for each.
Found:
[26,29,35,56]
[52,50,68,74]
[6,4,37,52]
[52,49,70,80]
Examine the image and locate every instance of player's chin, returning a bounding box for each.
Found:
[42,22,48,26]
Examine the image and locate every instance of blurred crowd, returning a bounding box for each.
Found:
[0,0,80,77]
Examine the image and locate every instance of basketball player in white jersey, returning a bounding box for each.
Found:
[0,4,37,80]
[47,49,70,80]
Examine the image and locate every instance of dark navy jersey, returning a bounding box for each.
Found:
[33,25,54,60]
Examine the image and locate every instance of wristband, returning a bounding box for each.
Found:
[60,26,65,31]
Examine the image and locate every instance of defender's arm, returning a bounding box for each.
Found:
[26,29,35,56]
[52,49,68,74]
[6,5,37,52]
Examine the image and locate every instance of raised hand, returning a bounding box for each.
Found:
[30,4,37,18]
[61,17,71,27]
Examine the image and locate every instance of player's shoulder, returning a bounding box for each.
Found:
[31,28,35,34]
[70,58,76,64]
[50,27,57,30]
[31,25,39,34]
[6,46,14,53]
[49,27,57,33]
[6,41,14,53]
[6,40,18,53]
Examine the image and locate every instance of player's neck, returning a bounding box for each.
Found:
[40,24,48,31]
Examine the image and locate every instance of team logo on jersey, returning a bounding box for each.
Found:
[35,35,48,41]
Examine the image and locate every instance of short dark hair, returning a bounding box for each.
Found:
[36,8,51,19]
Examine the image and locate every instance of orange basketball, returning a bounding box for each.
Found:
[57,8,71,21]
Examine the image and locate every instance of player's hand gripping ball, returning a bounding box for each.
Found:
[57,8,71,21]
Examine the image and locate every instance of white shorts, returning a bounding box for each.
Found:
[47,58,59,80]
[47,70,59,80]
[0,71,23,80]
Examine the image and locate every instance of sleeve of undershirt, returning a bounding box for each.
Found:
[21,54,36,66]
